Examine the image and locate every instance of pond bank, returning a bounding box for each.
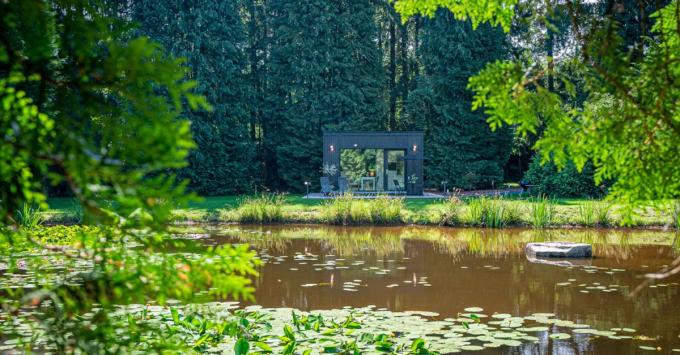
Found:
[43,195,679,230]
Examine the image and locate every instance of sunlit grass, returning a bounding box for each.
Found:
[45,195,673,228]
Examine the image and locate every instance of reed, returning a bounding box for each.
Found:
[321,194,403,225]
[594,202,611,227]
[15,202,44,228]
[466,196,508,228]
[235,193,285,223]
[578,199,596,226]
[530,195,555,228]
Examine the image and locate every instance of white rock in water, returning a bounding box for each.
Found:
[525,242,592,258]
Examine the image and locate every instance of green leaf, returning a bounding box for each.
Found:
[235,338,250,355]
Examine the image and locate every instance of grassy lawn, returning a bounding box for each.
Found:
[44,194,677,228]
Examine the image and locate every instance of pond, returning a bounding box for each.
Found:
[197,225,680,354]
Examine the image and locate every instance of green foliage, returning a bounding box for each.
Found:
[15,203,43,229]
[406,11,512,190]
[577,199,611,227]
[530,196,555,228]
[523,157,603,198]
[266,0,386,191]
[439,195,463,226]
[577,200,596,227]
[235,194,285,224]
[394,0,517,31]
[396,0,680,202]
[0,0,258,352]
[667,201,680,230]
[131,0,259,195]
[466,196,517,227]
[321,195,404,225]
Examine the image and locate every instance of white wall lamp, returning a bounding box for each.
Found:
[329,144,335,152]
[412,144,418,153]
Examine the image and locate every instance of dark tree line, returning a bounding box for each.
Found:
[114,0,518,194]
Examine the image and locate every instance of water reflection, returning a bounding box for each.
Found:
[200,225,680,354]
[208,225,677,261]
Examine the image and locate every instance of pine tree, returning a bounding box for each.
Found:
[131,0,258,195]
[267,0,385,191]
[407,10,512,189]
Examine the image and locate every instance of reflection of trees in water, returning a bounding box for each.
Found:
[316,228,404,257]
[210,226,292,254]
[205,225,676,260]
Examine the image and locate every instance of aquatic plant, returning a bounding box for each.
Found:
[594,202,612,227]
[235,193,285,223]
[321,194,403,225]
[578,200,596,226]
[368,196,403,224]
[439,195,463,226]
[466,196,510,228]
[617,205,639,227]
[530,195,555,228]
[1,303,643,354]
[15,202,44,228]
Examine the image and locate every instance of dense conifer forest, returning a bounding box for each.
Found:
[122,0,516,194]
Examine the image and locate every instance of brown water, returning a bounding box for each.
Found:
[201,225,680,354]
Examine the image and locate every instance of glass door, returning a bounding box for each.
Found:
[385,150,405,191]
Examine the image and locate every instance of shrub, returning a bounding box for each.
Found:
[523,157,603,198]
[530,195,555,228]
[235,194,285,223]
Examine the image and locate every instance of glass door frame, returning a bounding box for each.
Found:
[382,149,406,191]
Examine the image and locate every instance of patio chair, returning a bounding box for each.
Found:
[338,176,349,194]
[320,177,335,196]
[394,179,406,195]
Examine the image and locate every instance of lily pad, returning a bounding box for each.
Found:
[549,333,572,340]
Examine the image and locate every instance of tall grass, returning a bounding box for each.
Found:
[15,202,44,228]
[578,200,613,227]
[577,199,596,226]
[530,195,555,228]
[466,196,513,228]
[439,195,462,226]
[321,194,403,225]
[617,205,639,227]
[594,202,611,227]
[235,194,285,223]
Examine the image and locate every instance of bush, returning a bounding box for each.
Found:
[235,194,285,223]
[523,157,603,198]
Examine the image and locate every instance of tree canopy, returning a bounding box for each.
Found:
[1,1,257,351]
[396,0,680,202]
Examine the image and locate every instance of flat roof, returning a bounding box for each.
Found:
[323,131,423,136]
